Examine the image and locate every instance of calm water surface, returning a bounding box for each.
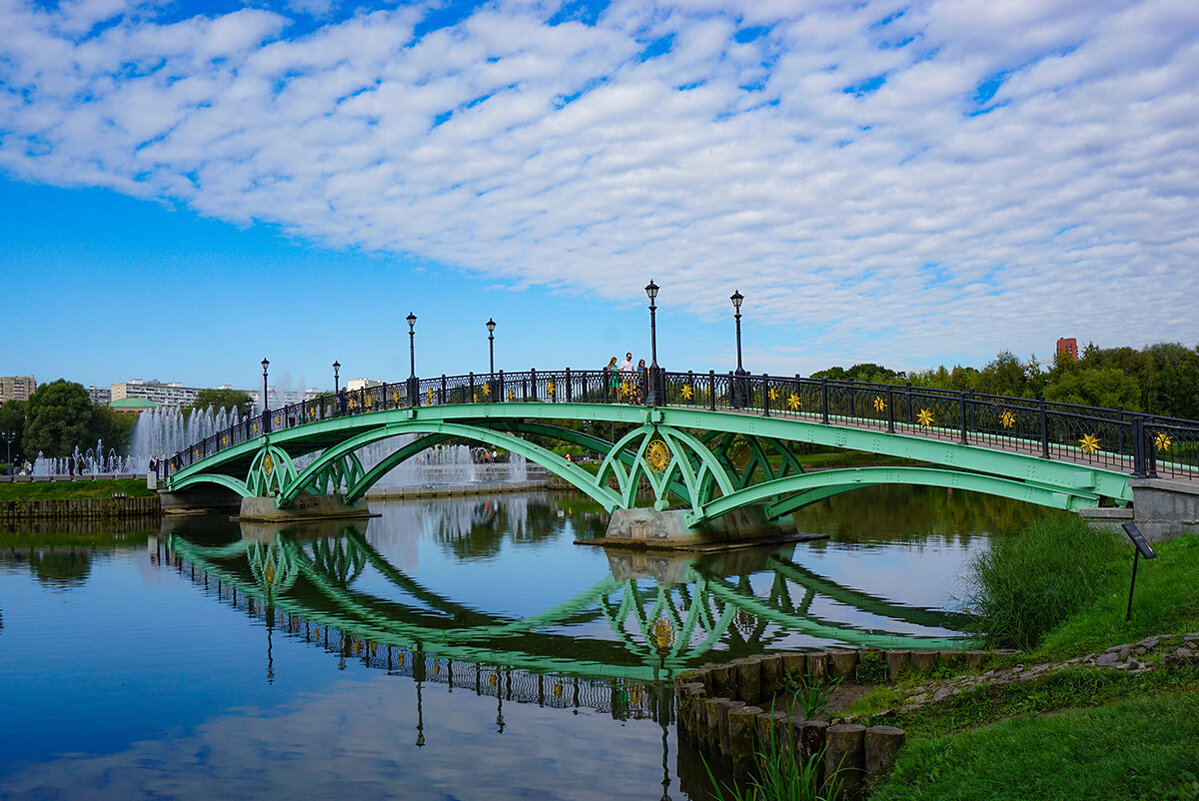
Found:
[0,487,1047,800]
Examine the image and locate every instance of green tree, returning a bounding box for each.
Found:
[87,406,138,455]
[191,388,254,413]
[1043,367,1141,410]
[0,399,26,465]
[23,380,93,457]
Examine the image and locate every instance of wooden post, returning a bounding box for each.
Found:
[828,650,859,679]
[734,656,763,705]
[865,725,906,776]
[728,705,763,775]
[886,650,911,680]
[825,723,866,797]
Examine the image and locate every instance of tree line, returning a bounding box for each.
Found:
[0,382,253,466]
[810,341,1199,419]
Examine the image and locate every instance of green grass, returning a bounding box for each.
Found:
[857,528,1199,801]
[1030,532,1199,662]
[871,690,1199,801]
[960,515,1127,650]
[0,478,156,500]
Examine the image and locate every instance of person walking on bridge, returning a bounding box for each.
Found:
[605,356,619,401]
[619,353,635,403]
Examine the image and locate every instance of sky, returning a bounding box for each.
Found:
[2,0,1197,394]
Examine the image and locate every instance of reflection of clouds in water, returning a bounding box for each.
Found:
[795,535,984,612]
[0,674,672,801]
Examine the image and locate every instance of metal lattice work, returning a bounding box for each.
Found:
[162,365,1199,519]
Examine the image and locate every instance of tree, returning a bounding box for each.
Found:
[191,388,254,414]
[1043,367,1141,410]
[0,400,26,465]
[23,380,93,457]
[88,406,138,455]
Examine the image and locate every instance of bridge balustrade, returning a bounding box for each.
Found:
[165,367,1199,484]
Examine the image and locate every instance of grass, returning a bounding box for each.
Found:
[0,478,155,500]
[959,515,1127,651]
[854,527,1199,801]
[870,691,1199,801]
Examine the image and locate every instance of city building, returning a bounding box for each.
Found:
[87,385,112,405]
[1056,337,1079,362]
[347,378,384,392]
[0,376,36,403]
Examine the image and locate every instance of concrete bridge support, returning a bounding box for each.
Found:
[238,494,373,522]
[1079,478,1199,542]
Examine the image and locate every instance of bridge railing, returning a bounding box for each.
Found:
[165,367,1199,483]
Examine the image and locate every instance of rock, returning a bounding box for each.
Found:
[931,687,954,702]
[1095,652,1121,667]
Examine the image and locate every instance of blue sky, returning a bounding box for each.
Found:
[2,0,1197,392]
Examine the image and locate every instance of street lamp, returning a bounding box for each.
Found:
[730,290,746,408]
[407,312,417,378]
[261,358,270,433]
[645,280,660,406]
[406,312,418,407]
[1,431,14,475]
[731,290,745,375]
[332,360,340,393]
[486,318,496,376]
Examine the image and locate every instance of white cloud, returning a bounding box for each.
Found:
[1,0,1197,367]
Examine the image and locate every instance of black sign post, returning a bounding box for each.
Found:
[1121,522,1157,621]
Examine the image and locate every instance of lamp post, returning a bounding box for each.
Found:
[731,290,745,408]
[332,360,340,394]
[406,312,418,407]
[261,358,270,433]
[486,318,497,403]
[486,318,496,376]
[645,280,661,406]
[1,431,14,475]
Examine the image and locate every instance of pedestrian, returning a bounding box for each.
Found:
[338,387,348,416]
[67,455,75,477]
[637,358,647,403]
[605,356,619,401]
[619,353,635,403]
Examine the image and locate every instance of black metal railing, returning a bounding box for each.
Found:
[164,368,1199,483]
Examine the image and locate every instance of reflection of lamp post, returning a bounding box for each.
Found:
[644,280,660,406]
[406,312,418,407]
[1,431,14,475]
[332,360,340,393]
[731,290,745,408]
[261,358,270,432]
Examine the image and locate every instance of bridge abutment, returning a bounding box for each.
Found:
[1079,478,1199,542]
[238,494,374,522]
[598,505,801,551]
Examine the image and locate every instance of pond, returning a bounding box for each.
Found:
[0,486,1050,800]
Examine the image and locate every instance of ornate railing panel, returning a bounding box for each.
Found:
[166,367,1199,483]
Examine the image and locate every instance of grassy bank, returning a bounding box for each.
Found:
[0,478,156,500]
[859,526,1199,800]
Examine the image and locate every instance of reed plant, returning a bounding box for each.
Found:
[703,732,845,801]
[960,516,1125,651]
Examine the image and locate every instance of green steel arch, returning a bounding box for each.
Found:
[165,402,1134,520]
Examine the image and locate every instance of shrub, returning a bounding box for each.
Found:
[961,516,1125,651]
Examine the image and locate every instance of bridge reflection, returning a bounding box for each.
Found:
[159,500,964,713]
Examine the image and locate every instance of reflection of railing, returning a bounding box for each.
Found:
[166,368,1199,482]
[163,522,963,692]
[163,539,670,721]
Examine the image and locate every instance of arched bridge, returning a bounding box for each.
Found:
[163,368,1199,522]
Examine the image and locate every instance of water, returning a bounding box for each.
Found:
[0,486,1049,800]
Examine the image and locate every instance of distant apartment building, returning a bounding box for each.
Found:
[87,385,112,405]
[0,376,36,403]
[111,379,204,408]
[346,378,384,392]
[1056,338,1079,362]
